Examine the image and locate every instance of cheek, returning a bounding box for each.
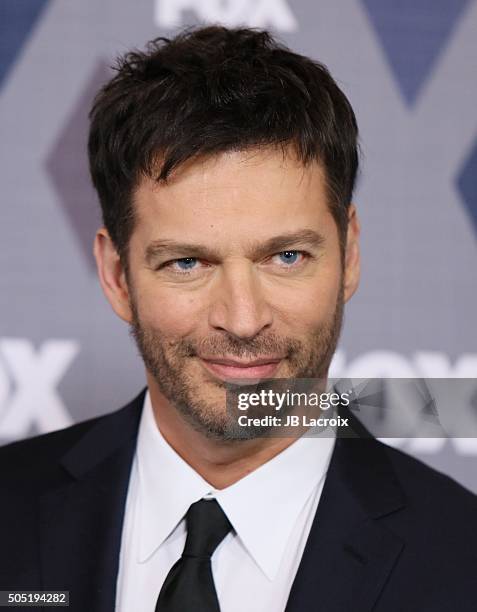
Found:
[135,284,207,337]
[275,286,339,331]
[269,264,342,330]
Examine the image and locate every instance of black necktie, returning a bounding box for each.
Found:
[155,498,232,612]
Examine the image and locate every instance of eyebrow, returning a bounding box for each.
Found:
[144,229,325,264]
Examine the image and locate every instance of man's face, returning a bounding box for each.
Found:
[101,147,359,439]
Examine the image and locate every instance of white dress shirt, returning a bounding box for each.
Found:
[115,391,336,612]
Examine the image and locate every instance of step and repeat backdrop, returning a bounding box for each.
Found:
[1,1,476,490]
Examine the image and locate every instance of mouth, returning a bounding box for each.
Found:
[198,356,284,381]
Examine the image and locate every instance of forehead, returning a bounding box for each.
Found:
[131,147,334,249]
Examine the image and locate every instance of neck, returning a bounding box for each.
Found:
[147,378,299,489]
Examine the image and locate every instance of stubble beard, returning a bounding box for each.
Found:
[129,282,344,441]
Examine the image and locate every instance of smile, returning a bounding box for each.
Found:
[198,357,283,380]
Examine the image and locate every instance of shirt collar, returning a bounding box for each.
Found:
[136,391,213,563]
[136,390,336,579]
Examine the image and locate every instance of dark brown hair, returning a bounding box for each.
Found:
[88,25,359,267]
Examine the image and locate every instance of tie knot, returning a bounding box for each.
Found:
[182,499,232,560]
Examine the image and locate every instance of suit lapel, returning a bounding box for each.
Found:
[37,390,406,612]
[285,412,406,612]
[39,390,145,612]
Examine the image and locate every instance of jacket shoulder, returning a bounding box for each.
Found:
[0,412,115,493]
[377,439,477,534]
[0,389,145,488]
[380,439,476,499]
[0,413,105,468]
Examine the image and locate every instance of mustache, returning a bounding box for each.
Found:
[180,333,302,359]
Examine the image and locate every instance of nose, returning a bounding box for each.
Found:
[208,260,273,340]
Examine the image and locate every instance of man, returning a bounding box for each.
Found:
[1,25,476,612]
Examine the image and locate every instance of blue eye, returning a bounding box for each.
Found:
[278,250,300,264]
[175,257,198,270]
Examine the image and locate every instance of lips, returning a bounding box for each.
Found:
[199,356,283,380]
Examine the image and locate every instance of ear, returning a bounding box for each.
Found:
[93,228,133,323]
[343,204,361,303]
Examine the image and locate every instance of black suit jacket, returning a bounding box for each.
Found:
[1,388,476,611]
